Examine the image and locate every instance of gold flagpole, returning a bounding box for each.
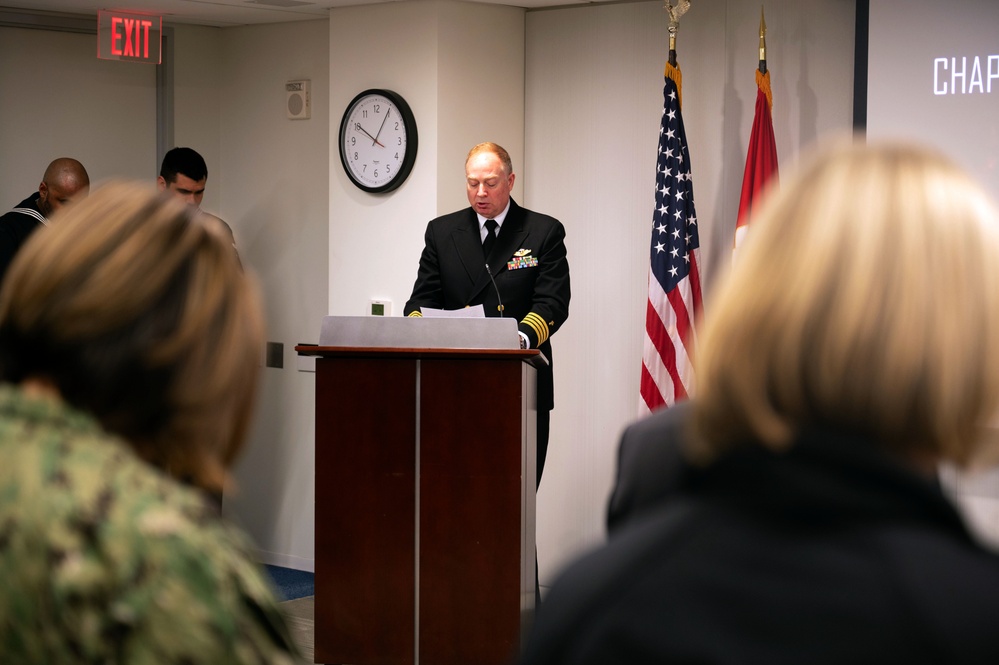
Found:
[758,5,768,74]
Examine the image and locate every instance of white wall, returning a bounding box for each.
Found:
[170,24,223,215]
[0,26,156,202]
[212,19,330,571]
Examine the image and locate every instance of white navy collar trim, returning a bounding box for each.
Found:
[12,207,46,225]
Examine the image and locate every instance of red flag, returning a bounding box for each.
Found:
[735,69,778,248]
[640,62,703,414]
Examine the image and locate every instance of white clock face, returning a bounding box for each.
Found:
[339,90,417,193]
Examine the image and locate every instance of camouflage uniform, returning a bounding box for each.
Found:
[0,385,303,664]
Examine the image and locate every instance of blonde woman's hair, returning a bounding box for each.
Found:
[0,181,264,492]
[693,138,999,468]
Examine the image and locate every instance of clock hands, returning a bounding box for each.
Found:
[356,125,384,148]
[372,107,391,146]
[357,106,391,148]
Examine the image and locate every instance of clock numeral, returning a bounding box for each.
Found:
[374,169,379,178]
[350,137,355,146]
[362,110,368,118]
[394,122,399,130]
[374,104,381,113]
[397,137,402,146]
[353,152,358,160]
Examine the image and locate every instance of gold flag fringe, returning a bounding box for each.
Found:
[756,68,773,110]
[665,61,683,109]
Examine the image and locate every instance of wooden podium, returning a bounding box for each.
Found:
[298,317,541,665]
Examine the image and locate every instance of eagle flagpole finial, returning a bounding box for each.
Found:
[665,0,690,65]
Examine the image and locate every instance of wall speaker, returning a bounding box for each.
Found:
[286,79,311,120]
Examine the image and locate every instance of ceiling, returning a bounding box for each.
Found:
[0,0,589,27]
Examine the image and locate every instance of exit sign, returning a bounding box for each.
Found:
[98,10,162,64]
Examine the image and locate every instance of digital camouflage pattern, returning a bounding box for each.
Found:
[0,385,303,663]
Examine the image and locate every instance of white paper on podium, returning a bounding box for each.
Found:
[419,304,485,318]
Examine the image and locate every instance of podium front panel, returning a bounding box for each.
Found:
[418,358,528,663]
[310,348,537,665]
[315,357,417,665]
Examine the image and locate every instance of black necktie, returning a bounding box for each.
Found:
[483,219,498,258]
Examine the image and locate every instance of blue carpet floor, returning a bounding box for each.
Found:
[264,565,315,601]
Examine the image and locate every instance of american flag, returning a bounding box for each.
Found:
[640,64,703,413]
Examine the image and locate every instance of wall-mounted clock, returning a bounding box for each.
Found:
[338,89,418,193]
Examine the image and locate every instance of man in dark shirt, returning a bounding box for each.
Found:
[0,158,90,287]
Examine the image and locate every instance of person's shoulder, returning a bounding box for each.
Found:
[0,213,38,241]
[196,211,235,242]
[607,403,694,532]
[430,207,474,225]
[0,194,44,236]
[81,456,298,660]
[509,201,566,240]
[621,401,694,442]
[866,525,999,659]
[876,523,999,606]
[523,501,702,663]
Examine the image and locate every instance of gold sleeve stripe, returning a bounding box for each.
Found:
[408,311,423,317]
[523,312,550,345]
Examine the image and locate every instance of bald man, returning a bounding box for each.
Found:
[0,158,90,286]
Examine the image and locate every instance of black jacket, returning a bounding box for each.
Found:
[606,401,693,533]
[0,193,45,287]
[521,429,999,664]
[405,199,570,411]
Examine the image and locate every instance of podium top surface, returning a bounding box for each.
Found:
[295,344,548,367]
[318,315,519,350]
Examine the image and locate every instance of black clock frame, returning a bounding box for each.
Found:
[338,88,419,194]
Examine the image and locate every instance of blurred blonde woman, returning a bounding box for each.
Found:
[520,140,999,664]
[0,182,300,663]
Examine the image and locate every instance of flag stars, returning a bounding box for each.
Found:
[654,241,666,253]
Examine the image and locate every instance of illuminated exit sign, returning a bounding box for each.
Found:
[97,10,162,64]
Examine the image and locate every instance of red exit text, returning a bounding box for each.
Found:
[98,10,162,64]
